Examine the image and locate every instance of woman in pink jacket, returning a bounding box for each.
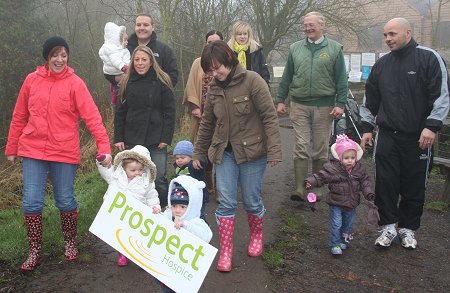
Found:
[5,36,112,271]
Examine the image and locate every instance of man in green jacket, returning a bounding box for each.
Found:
[276,11,348,201]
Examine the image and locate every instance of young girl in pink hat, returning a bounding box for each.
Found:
[305,134,379,255]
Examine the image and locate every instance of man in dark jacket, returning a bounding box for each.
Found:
[360,17,450,250]
[127,13,178,86]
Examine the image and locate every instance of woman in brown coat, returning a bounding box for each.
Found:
[192,41,282,272]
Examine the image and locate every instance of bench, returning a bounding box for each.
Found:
[432,130,450,203]
[432,157,450,203]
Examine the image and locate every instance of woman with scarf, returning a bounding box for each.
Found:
[227,21,270,87]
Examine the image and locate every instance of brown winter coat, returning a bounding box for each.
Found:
[182,57,203,143]
[305,159,375,209]
[193,65,282,165]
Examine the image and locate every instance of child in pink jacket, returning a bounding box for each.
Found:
[305,135,379,255]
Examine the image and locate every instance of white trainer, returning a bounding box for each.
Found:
[375,225,397,247]
[398,228,417,249]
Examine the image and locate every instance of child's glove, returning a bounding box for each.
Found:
[367,201,380,225]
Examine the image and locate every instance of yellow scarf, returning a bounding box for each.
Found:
[233,42,248,69]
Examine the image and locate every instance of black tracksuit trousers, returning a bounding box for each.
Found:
[374,128,429,230]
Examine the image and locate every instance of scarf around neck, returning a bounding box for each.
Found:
[233,41,248,69]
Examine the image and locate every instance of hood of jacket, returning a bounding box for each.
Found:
[209,64,246,90]
[330,137,363,161]
[113,145,157,183]
[103,22,123,47]
[36,64,74,80]
[167,175,205,221]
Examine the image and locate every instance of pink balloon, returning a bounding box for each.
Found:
[307,192,317,203]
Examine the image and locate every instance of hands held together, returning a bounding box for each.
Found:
[96,153,112,168]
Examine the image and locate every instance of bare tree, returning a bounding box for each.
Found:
[238,0,309,58]
[167,0,239,87]
[239,0,387,61]
[99,0,140,19]
[0,1,50,142]
[428,0,450,47]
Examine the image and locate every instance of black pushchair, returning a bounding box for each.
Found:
[330,89,363,145]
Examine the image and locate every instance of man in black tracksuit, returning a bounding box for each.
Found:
[360,18,449,249]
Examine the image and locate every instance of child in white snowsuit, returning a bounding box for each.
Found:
[157,175,212,292]
[96,145,160,266]
[98,22,130,105]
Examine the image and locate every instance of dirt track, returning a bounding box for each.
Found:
[2,123,450,293]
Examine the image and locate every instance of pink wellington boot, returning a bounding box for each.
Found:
[247,213,263,257]
[216,216,235,272]
[118,252,128,266]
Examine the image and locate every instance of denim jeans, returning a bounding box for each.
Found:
[290,103,334,160]
[148,146,169,208]
[22,158,78,214]
[329,205,356,247]
[214,151,267,218]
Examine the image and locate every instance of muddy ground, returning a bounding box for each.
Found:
[1,123,449,293]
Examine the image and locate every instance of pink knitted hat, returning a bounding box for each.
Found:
[331,134,363,161]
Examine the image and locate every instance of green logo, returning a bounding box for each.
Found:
[108,192,206,271]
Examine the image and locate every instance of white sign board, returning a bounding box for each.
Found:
[344,55,350,73]
[361,53,376,66]
[272,66,285,78]
[348,71,362,83]
[90,187,217,293]
[350,54,361,72]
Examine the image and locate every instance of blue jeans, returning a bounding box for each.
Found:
[148,146,169,208]
[22,158,78,214]
[329,205,356,247]
[215,151,267,218]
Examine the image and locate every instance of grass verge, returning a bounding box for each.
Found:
[0,171,107,265]
[425,201,449,212]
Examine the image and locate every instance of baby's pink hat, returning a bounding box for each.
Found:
[331,134,363,161]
